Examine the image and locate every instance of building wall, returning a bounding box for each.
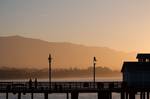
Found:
[123,71,150,88]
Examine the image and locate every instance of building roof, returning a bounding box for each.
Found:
[121,62,150,72]
[136,53,150,59]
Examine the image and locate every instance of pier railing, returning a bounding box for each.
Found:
[0,81,122,93]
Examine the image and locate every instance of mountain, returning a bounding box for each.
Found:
[0,35,136,70]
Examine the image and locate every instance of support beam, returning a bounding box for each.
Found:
[18,93,21,99]
[71,92,78,99]
[6,93,8,99]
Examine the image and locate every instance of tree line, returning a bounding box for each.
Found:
[0,66,121,79]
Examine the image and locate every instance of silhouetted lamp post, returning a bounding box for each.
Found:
[93,56,97,83]
[48,54,52,90]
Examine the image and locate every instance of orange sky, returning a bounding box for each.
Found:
[0,0,150,52]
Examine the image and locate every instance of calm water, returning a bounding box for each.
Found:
[0,93,121,99]
[0,77,142,99]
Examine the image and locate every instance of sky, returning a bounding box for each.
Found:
[0,0,150,52]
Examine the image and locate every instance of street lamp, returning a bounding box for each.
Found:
[93,56,97,83]
[48,54,52,90]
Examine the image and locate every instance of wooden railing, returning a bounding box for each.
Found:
[0,81,123,93]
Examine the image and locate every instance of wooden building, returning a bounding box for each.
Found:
[121,53,150,88]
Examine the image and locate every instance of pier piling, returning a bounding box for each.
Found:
[129,92,135,99]
[71,92,78,99]
[98,92,102,99]
[147,92,149,99]
[98,91,111,99]
[66,93,69,99]
[31,93,34,99]
[143,92,145,99]
[121,92,125,99]
[141,92,146,99]
[18,93,21,99]
[140,92,143,99]
[6,92,8,99]
[126,92,128,99]
[44,93,48,99]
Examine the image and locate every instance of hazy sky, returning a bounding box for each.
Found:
[0,0,150,52]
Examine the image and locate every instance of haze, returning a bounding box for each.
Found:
[0,0,150,52]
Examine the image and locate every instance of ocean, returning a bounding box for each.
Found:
[0,93,121,99]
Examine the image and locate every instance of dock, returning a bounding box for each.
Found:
[0,81,149,99]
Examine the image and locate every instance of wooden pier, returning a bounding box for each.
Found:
[0,81,150,99]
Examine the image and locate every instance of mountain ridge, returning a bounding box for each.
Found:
[0,35,136,70]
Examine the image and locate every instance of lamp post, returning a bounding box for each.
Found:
[93,56,97,83]
[48,54,52,90]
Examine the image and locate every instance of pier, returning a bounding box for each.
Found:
[0,81,150,99]
[0,53,150,99]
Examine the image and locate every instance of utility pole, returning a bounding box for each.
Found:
[48,54,52,90]
[93,56,97,83]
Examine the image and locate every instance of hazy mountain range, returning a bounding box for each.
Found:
[0,36,136,70]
